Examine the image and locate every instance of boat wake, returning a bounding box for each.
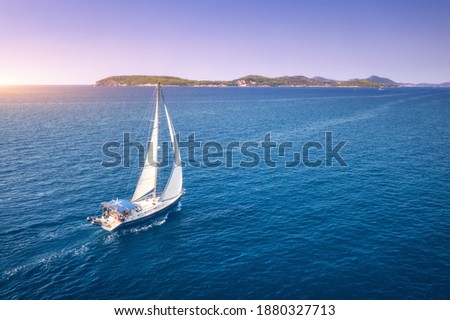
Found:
[3,206,179,282]
[2,242,90,281]
[100,214,171,243]
[129,214,169,233]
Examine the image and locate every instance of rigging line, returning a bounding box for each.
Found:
[124,86,157,198]
[161,88,176,147]
[93,203,103,217]
[111,87,156,199]
[161,87,166,104]
[160,88,176,156]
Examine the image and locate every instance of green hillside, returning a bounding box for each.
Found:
[95,75,398,87]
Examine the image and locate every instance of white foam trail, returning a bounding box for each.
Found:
[153,219,166,226]
[128,214,169,234]
[103,233,119,245]
[2,243,91,281]
[3,210,178,280]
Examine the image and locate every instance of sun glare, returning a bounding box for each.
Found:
[0,78,12,86]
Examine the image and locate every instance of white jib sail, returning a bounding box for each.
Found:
[161,104,183,201]
[131,88,160,202]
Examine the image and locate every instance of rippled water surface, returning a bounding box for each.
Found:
[0,86,449,299]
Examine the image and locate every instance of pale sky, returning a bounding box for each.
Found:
[1,0,449,85]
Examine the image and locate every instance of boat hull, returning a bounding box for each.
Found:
[102,196,182,232]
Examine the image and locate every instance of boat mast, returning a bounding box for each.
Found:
[152,82,161,200]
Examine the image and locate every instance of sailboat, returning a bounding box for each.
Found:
[88,83,184,231]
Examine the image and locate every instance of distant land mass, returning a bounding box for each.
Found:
[313,76,337,83]
[366,75,397,85]
[94,75,450,88]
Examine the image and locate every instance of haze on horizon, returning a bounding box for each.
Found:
[0,0,449,85]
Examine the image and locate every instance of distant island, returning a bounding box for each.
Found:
[94,75,450,88]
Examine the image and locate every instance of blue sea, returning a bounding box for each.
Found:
[0,86,449,299]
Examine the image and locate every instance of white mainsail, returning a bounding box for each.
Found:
[160,104,183,201]
[92,83,184,232]
[131,87,160,202]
